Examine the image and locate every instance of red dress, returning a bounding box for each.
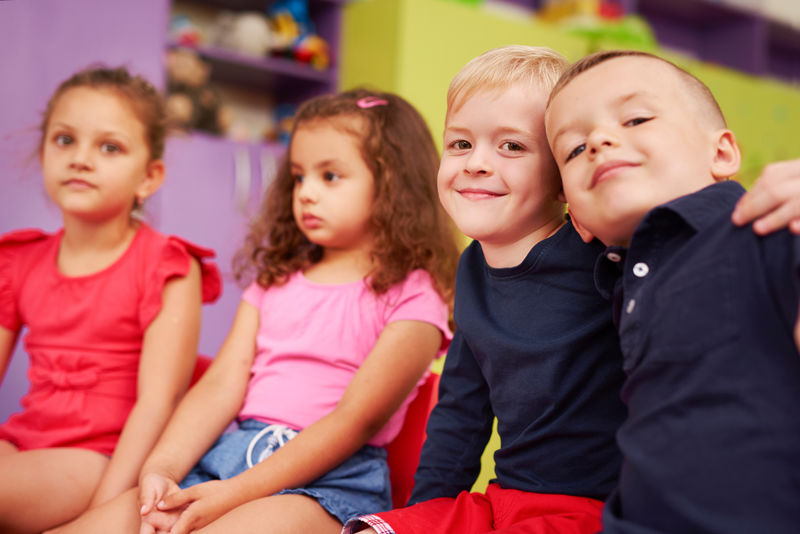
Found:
[0,224,221,454]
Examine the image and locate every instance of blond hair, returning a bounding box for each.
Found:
[447,45,569,115]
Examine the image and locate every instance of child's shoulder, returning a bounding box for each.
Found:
[134,223,222,304]
[0,228,57,259]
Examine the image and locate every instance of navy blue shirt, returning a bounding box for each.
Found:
[410,220,626,504]
[597,181,800,534]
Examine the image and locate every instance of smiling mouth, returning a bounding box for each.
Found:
[457,188,505,200]
[591,161,639,188]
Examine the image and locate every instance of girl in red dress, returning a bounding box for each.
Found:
[0,67,221,533]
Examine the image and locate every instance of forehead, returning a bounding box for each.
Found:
[50,87,142,128]
[290,119,364,161]
[446,84,549,128]
[560,57,686,104]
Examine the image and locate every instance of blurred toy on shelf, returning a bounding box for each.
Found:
[170,13,204,47]
[268,0,331,70]
[210,11,273,57]
[165,48,230,135]
[293,33,330,70]
[265,103,297,145]
[539,0,625,22]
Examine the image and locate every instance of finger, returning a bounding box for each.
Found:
[789,218,800,235]
[732,189,781,226]
[751,202,800,235]
[143,509,181,532]
[159,487,193,511]
[168,509,197,534]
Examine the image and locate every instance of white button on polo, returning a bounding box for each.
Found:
[606,252,622,262]
[626,299,636,314]
[632,262,649,277]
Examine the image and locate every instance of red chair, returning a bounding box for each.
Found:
[385,372,441,509]
[189,355,440,509]
[189,354,213,386]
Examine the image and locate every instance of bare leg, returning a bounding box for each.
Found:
[0,447,107,534]
[46,488,142,534]
[196,494,342,534]
[0,440,18,456]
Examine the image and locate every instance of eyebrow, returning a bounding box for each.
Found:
[444,124,532,137]
[547,90,658,146]
[48,121,132,140]
[290,159,343,171]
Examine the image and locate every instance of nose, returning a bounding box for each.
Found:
[295,178,318,204]
[68,142,93,171]
[464,146,492,177]
[586,127,617,156]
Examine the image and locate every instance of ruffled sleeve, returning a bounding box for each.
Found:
[139,234,222,329]
[0,229,49,332]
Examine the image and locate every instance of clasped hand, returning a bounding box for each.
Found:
[139,474,238,534]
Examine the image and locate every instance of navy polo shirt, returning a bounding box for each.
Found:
[411,220,626,504]
[596,181,800,534]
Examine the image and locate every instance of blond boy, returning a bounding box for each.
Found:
[344,45,627,534]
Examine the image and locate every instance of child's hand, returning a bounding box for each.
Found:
[732,158,800,235]
[138,472,184,534]
[155,480,241,534]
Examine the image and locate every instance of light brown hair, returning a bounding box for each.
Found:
[548,50,727,129]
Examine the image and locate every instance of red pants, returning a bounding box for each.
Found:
[374,484,603,534]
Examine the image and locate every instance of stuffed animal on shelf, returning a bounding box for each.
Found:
[210,11,273,57]
[164,48,229,135]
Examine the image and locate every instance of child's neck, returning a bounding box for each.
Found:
[481,213,566,269]
[58,215,139,277]
[303,246,375,285]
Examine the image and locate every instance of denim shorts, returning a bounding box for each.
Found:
[180,419,392,524]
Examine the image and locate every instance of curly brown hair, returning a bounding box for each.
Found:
[234,89,459,307]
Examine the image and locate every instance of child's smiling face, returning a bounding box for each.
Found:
[546,56,736,247]
[438,83,564,266]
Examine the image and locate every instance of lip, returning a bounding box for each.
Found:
[591,160,639,188]
[456,187,506,200]
[301,213,322,229]
[62,178,96,190]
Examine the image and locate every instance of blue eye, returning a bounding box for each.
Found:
[566,144,586,162]
[323,171,341,182]
[625,117,652,127]
[54,134,73,146]
[100,143,121,154]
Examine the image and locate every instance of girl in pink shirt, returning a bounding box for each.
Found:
[54,89,459,534]
[0,67,221,534]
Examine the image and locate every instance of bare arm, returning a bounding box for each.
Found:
[88,260,203,508]
[160,319,443,534]
[137,299,259,519]
[732,158,800,235]
[0,325,19,390]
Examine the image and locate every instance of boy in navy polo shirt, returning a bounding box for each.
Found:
[546,49,800,534]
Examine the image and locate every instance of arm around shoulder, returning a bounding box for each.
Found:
[732,158,800,235]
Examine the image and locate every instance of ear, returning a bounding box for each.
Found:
[568,207,596,243]
[137,159,166,201]
[710,129,741,182]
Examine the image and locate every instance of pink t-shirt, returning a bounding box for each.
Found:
[238,269,451,446]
